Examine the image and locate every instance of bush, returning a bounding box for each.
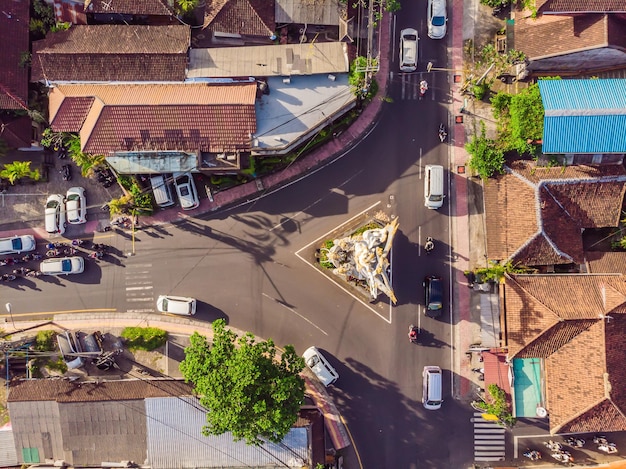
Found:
[121,327,168,351]
[35,330,55,351]
[46,357,68,374]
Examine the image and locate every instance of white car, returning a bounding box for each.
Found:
[45,194,66,235]
[66,187,87,224]
[399,28,418,72]
[40,256,84,275]
[427,0,447,39]
[173,172,200,210]
[156,295,197,316]
[303,346,339,387]
[0,235,36,255]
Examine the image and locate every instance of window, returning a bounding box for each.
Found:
[22,447,40,463]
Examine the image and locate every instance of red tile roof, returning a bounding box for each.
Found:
[8,379,193,402]
[539,0,626,12]
[204,0,275,36]
[0,114,31,148]
[50,97,95,132]
[83,104,256,154]
[587,251,626,274]
[503,274,626,433]
[32,25,190,82]
[86,0,173,15]
[484,161,626,266]
[483,351,511,397]
[0,0,30,110]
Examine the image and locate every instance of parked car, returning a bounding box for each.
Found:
[40,256,85,275]
[45,194,66,235]
[423,275,443,317]
[303,346,339,387]
[0,235,36,255]
[399,28,418,72]
[422,365,443,410]
[56,330,84,369]
[156,295,197,316]
[173,172,199,210]
[427,0,447,39]
[66,187,87,224]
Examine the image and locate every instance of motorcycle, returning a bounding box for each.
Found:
[566,437,585,448]
[25,270,42,278]
[92,243,109,252]
[12,267,32,276]
[419,80,428,99]
[1,274,16,282]
[424,237,435,254]
[89,251,104,260]
[551,451,573,463]
[544,440,563,452]
[71,239,84,247]
[46,249,60,257]
[62,247,77,256]
[523,449,541,461]
[598,443,618,454]
[438,123,447,142]
[408,324,419,343]
[60,164,71,181]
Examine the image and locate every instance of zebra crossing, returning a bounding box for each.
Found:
[399,73,428,100]
[124,262,155,313]
[472,412,506,462]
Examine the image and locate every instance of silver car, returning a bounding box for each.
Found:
[427,0,448,39]
[173,172,200,210]
[399,28,418,72]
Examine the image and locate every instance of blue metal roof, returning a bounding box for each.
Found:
[538,79,626,154]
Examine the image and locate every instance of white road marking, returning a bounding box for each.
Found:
[125,286,154,291]
[262,293,328,335]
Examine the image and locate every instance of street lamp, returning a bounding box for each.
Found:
[5,303,14,328]
[426,61,464,73]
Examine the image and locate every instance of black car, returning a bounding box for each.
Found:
[423,275,443,317]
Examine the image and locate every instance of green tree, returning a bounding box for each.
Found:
[475,260,534,283]
[466,121,505,179]
[508,83,544,154]
[0,161,40,184]
[180,320,305,446]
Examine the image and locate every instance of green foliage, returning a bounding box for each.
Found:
[177,0,200,13]
[479,0,508,7]
[30,0,56,40]
[46,357,68,374]
[34,330,55,351]
[474,260,533,283]
[19,52,31,68]
[319,239,335,269]
[50,22,71,32]
[490,92,512,120]
[349,57,378,100]
[351,222,381,237]
[0,161,40,184]
[508,83,543,153]
[121,327,167,351]
[466,122,505,179]
[180,320,305,446]
[473,82,490,100]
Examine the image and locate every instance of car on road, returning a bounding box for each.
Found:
[0,235,36,255]
[423,275,443,317]
[66,187,87,224]
[40,256,84,275]
[422,365,443,410]
[303,346,339,387]
[399,28,418,72]
[156,295,197,316]
[173,172,200,210]
[45,194,66,235]
[427,0,448,39]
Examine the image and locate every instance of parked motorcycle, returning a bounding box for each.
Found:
[60,164,71,181]
[0,274,16,282]
[544,440,563,452]
[551,451,573,464]
[46,249,60,257]
[566,437,585,448]
[523,449,541,460]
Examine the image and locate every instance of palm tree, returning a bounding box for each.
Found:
[0,161,39,184]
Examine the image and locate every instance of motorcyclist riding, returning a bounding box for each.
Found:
[425,237,435,253]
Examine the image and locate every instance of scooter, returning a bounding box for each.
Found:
[523,449,541,460]
[0,274,16,282]
[598,443,618,454]
[551,451,573,463]
[408,324,419,343]
[566,437,585,448]
[419,80,428,99]
[60,164,71,181]
[544,440,563,452]
[438,123,447,142]
[424,237,435,254]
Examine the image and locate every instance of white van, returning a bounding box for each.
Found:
[422,365,443,410]
[156,295,197,316]
[302,346,339,387]
[150,175,175,207]
[424,164,445,209]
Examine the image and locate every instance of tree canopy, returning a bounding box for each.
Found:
[180,320,305,446]
[466,121,505,179]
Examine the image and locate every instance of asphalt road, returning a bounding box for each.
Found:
[2,12,477,469]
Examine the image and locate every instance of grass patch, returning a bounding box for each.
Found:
[318,239,335,269]
[121,327,168,351]
[351,222,381,237]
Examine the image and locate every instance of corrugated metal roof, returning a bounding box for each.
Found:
[188,42,348,78]
[275,0,340,25]
[538,79,626,153]
[145,396,309,468]
[0,427,18,467]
